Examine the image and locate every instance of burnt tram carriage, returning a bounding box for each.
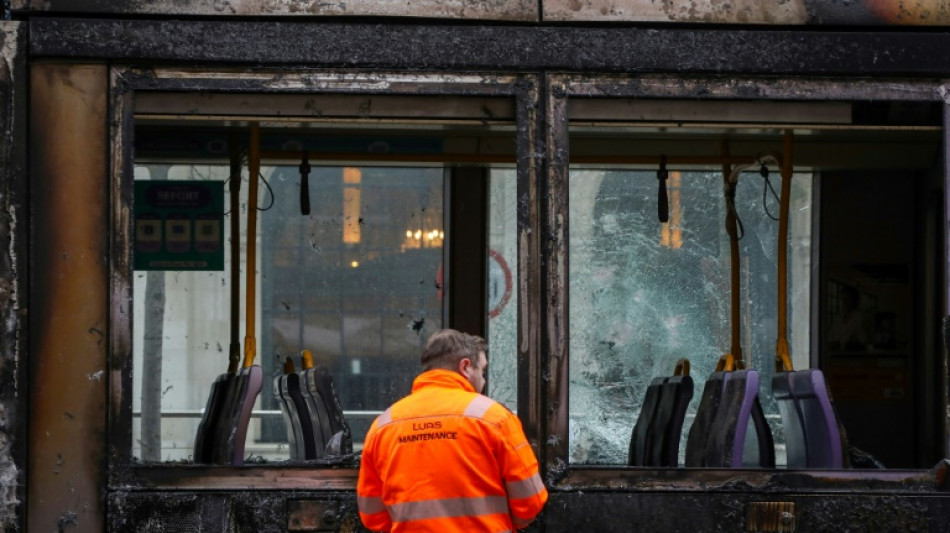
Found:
[2,0,950,531]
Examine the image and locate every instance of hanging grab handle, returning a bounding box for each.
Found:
[657,155,669,223]
[299,152,311,216]
[775,132,794,373]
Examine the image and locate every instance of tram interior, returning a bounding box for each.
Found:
[129,92,944,471]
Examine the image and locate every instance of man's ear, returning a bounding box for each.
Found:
[458,357,471,374]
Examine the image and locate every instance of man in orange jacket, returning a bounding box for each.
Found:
[357,329,548,532]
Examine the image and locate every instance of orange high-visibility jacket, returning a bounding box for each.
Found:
[357,369,548,532]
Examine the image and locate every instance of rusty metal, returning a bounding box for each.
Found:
[287,500,342,532]
[746,501,796,532]
[28,63,109,532]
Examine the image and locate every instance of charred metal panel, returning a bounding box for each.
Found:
[542,77,570,479]
[107,68,544,493]
[107,491,361,532]
[28,18,950,76]
[544,0,808,24]
[134,93,516,122]
[10,0,950,25]
[545,492,950,532]
[11,0,538,21]
[554,462,949,491]
[0,20,25,533]
[108,65,135,484]
[116,465,359,491]
[544,0,950,25]
[565,75,946,102]
[516,77,544,458]
[28,63,109,532]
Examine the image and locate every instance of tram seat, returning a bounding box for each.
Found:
[302,364,354,460]
[628,376,666,466]
[274,356,317,461]
[773,369,846,468]
[686,370,775,468]
[647,372,694,466]
[684,371,726,467]
[629,359,693,467]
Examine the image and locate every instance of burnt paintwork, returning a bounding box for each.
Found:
[7,6,950,533]
[28,63,109,532]
[26,18,950,76]
[0,20,25,532]
[9,0,950,26]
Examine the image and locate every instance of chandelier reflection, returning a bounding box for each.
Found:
[403,228,444,250]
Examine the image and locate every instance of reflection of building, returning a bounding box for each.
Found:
[259,166,444,441]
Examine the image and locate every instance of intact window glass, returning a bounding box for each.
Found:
[567,168,811,466]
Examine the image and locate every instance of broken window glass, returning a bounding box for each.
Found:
[568,168,811,466]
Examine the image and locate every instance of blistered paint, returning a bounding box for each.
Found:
[12,0,950,24]
[544,0,808,24]
[14,0,539,21]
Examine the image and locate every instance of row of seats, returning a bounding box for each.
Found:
[274,350,353,462]
[628,358,847,469]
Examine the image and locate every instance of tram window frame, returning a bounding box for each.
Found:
[545,74,949,490]
[108,68,541,490]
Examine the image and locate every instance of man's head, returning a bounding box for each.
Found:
[421,329,488,393]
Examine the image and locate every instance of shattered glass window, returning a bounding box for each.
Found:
[568,168,811,466]
[487,169,518,411]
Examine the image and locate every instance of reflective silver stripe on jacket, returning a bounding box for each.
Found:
[357,495,387,515]
[389,495,509,522]
[375,407,393,427]
[506,472,545,499]
[512,514,532,529]
[463,394,495,418]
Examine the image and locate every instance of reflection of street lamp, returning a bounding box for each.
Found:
[343,167,361,244]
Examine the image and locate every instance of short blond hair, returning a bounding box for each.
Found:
[421,329,486,371]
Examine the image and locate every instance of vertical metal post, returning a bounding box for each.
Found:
[29,63,109,532]
[516,76,543,457]
[542,75,571,476]
[942,100,950,458]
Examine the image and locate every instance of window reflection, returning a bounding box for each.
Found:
[133,164,445,462]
